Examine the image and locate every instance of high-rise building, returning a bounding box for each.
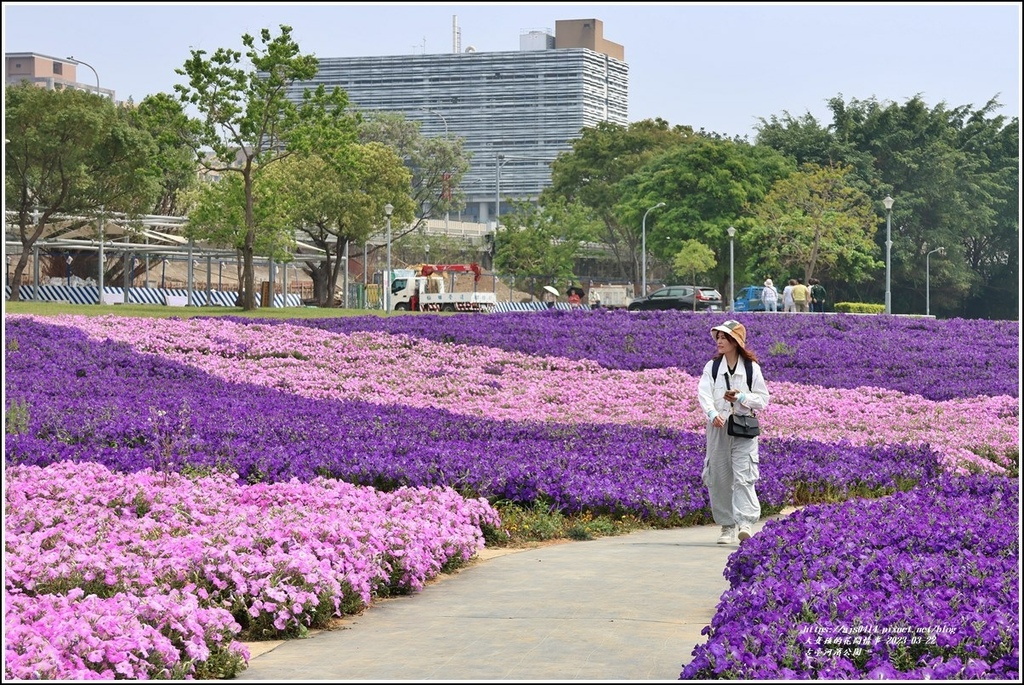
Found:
[289,18,627,225]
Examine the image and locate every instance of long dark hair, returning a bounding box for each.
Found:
[715,345,760,364]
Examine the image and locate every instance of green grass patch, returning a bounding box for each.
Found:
[483,500,650,547]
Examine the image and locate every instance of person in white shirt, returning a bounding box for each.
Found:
[762,278,778,312]
[697,320,770,544]
[782,279,796,313]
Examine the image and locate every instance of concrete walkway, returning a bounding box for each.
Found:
[233,515,783,681]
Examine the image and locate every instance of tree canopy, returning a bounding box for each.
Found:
[755,94,1018,317]
[175,24,358,309]
[750,163,879,286]
[5,83,159,301]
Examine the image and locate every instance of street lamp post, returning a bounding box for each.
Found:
[493,154,508,270]
[96,206,105,304]
[883,195,894,314]
[641,202,666,295]
[926,247,945,317]
[727,226,737,312]
[65,56,100,96]
[495,153,505,228]
[421,108,451,231]
[420,107,449,136]
[384,203,394,313]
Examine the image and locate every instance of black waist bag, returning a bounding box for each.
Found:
[724,370,760,439]
[727,413,760,439]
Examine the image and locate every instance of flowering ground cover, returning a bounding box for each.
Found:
[9,313,1016,476]
[680,474,1019,680]
[4,461,497,679]
[231,310,1020,401]
[3,311,1020,679]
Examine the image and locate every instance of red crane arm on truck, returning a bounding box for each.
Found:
[417,263,482,282]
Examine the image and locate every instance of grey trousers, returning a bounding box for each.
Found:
[703,420,761,528]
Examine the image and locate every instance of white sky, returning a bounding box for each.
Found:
[3,2,1021,139]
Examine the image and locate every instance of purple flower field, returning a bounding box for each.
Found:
[3,311,1020,679]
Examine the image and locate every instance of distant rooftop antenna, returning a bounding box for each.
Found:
[453,15,461,54]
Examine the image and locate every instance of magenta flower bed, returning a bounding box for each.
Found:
[4,461,497,679]
[4,312,1019,680]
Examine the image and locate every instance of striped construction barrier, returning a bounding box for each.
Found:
[6,285,600,314]
[492,302,592,313]
[5,285,302,308]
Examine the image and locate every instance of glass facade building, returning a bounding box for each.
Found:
[288,19,628,224]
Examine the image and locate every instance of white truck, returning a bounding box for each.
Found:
[389,264,498,313]
[588,285,634,309]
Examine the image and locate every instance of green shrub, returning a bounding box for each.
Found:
[834,302,885,314]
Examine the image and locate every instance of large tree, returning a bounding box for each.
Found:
[128,93,199,217]
[750,163,879,287]
[615,137,794,298]
[175,24,357,310]
[493,198,601,298]
[4,83,159,301]
[756,94,1018,317]
[265,145,415,307]
[542,118,698,282]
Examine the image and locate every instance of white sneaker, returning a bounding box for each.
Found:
[738,525,752,541]
[717,526,736,544]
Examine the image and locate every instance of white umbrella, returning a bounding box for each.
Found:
[543,285,560,297]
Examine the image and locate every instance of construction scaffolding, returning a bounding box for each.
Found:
[4,210,320,307]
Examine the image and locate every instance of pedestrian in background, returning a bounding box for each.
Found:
[791,278,809,313]
[697,320,770,544]
[762,278,778,312]
[809,278,827,313]
[782,279,796,313]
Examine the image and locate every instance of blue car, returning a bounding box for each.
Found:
[733,285,766,312]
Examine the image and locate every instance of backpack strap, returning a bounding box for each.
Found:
[713,355,755,391]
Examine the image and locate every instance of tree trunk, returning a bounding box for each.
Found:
[241,173,257,310]
[9,254,31,301]
[326,235,347,308]
[241,241,256,310]
[311,262,332,308]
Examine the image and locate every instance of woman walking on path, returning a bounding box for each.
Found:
[697,320,770,544]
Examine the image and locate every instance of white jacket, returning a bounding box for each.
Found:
[697,356,770,423]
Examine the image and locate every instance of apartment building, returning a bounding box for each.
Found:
[5,52,115,99]
[288,18,628,225]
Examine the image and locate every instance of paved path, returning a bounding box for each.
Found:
[234,516,782,681]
